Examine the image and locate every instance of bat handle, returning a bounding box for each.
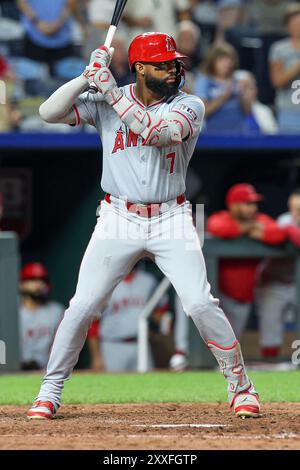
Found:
[89,25,117,94]
[104,25,117,48]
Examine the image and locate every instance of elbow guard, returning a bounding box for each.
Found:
[141,118,182,146]
[112,93,185,147]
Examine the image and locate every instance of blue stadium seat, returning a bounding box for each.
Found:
[53,57,86,81]
[8,57,49,81]
[7,57,54,97]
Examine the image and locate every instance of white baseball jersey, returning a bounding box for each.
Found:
[73,84,204,204]
[99,270,168,341]
[19,301,64,368]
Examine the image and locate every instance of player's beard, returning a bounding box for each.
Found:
[145,74,179,98]
[21,292,49,304]
[20,288,50,305]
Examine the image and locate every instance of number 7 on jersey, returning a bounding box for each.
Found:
[166,152,176,174]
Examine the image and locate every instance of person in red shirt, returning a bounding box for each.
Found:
[0,56,16,82]
[207,183,286,339]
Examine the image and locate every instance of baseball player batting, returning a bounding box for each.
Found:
[27,32,260,420]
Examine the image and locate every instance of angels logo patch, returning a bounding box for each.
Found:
[178,104,197,121]
[166,37,175,52]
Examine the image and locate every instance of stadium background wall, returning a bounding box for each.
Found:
[1,137,300,367]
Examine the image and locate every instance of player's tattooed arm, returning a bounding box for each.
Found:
[90,67,194,147]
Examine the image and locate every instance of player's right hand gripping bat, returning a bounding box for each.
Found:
[89,0,128,94]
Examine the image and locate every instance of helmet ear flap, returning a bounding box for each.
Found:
[175,60,185,90]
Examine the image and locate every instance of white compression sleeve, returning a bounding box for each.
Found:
[112,93,190,147]
[39,75,88,123]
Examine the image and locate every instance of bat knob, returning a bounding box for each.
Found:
[88,84,99,95]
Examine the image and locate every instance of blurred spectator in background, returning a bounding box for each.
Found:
[177,20,202,93]
[84,0,116,60]
[0,54,17,83]
[269,3,300,133]
[215,0,247,42]
[190,0,217,54]
[195,42,253,133]
[257,189,300,360]
[249,0,291,36]
[190,1,217,27]
[0,1,24,58]
[207,183,286,339]
[17,0,75,72]
[123,0,191,45]
[87,267,170,372]
[234,70,278,133]
[177,20,202,72]
[0,53,21,131]
[209,2,291,106]
[19,262,64,370]
[110,34,134,87]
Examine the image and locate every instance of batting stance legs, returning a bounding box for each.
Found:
[36,201,146,407]
[34,199,259,416]
[146,202,258,412]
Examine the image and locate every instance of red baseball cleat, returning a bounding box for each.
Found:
[27,401,56,420]
[231,392,261,419]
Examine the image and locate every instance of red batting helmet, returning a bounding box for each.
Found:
[128,32,188,72]
[21,262,49,282]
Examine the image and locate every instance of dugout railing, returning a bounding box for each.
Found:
[138,236,300,372]
[0,232,299,372]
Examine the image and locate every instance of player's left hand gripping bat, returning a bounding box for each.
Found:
[89,0,128,94]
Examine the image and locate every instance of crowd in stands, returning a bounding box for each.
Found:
[0,0,300,133]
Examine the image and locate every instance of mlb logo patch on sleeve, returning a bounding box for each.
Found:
[178,104,197,121]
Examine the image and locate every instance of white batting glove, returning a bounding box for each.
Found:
[90,66,123,105]
[82,45,115,85]
[82,62,101,82]
[89,45,114,68]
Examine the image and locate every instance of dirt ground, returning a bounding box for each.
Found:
[0,403,299,450]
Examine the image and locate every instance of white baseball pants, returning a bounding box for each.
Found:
[36,199,236,407]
